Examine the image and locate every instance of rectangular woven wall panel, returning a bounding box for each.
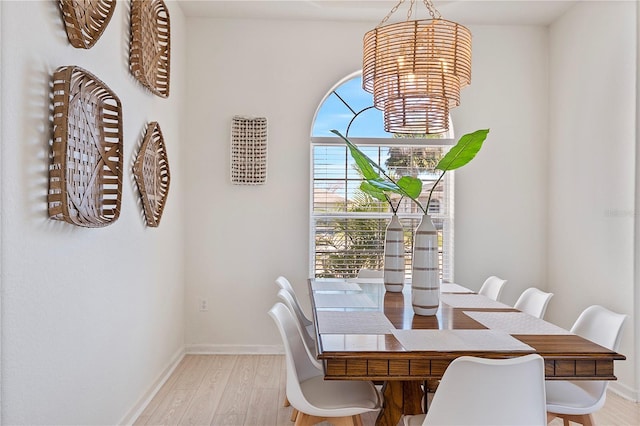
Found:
[231,116,267,184]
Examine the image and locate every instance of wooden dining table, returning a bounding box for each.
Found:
[308,278,626,426]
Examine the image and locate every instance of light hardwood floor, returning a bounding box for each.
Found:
[134,354,639,426]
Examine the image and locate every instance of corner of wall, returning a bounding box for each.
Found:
[0,0,4,422]
[118,347,185,425]
[634,0,640,400]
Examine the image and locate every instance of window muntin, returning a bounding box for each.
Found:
[310,73,454,281]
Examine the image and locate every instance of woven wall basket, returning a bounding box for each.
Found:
[48,66,123,228]
[130,0,171,98]
[133,122,171,227]
[231,116,268,185]
[58,0,117,49]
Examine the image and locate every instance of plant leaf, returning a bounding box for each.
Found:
[397,176,423,199]
[436,129,490,172]
[331,129,382,180]
[367,179,401,193]
[360,181,387,201]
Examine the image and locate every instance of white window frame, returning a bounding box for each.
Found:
[309,71,457,281]
[309,136,455,281]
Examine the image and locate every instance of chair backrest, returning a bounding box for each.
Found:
[423,354,547,426]
[274,276,312,327]
[275,275,296,294]
[269,303,323,410]
[478,276,508,301]
[571,305,627,352]
[559,305,628,409]
[357,268,383,278]
[277,289,320,367]
[513,287,554,319]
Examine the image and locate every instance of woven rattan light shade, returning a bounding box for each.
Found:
[48,66,123,227]
[133,122,171,227]
[363,18,471,134]
[130,0,171,98]
[58,0,116,49]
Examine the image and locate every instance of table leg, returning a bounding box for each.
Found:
[375,380,423,426]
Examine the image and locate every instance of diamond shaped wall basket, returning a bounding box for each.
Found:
[130,0,171,98]
[48,66,123,227]
[58,0,117,49]
[133,122,171,227]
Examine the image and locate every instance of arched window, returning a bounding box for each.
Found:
[310,72,456,281]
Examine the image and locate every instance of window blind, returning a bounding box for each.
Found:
[311,143,453,281]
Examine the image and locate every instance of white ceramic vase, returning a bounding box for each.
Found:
[411,213,440,315]
[383,214,405,292]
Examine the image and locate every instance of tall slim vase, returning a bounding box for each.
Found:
[411,213,439,315]
[383,214,405,292]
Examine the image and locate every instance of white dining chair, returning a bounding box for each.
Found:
[277,289,320,369]
[357,268,384,278]
[513,287,554,319]
[269,302,381,426]
[478,275,508,301]
[275,276,314,331]
[403,354,547,426]
[275,276,315,411]
[546,305,627,426]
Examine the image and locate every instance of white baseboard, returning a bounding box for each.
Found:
[185,343,283,354]
[118,347,185,425]
[608,381,640,402]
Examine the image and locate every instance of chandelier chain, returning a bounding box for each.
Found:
[378,0,404,27]
[423,0,441,19]
[378,0,442,27]
[407,0,415,20]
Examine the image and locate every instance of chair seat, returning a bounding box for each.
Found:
[546,380,607,414]
[403,413,427,426]
[297,375,380,416]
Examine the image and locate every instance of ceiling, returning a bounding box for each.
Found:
[176,0,579,26]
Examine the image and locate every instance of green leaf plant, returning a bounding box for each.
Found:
[332,128,490,215]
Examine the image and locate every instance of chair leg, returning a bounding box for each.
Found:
[294,412,328,426]
[293,413,363,426]
[329,415,364,426]
[290,408,299,422]
[547,412,595,426]
[284,396,290,407]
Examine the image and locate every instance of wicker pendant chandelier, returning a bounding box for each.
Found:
[363,0,472,134]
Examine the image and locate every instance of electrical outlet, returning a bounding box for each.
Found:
[199,299,208,312]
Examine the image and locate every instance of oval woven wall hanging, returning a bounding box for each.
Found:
[48,66,123,227]
[58,0,117,49]
[130,0,171,98]
[133,122,171,227]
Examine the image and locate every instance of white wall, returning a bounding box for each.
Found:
[184,19,549,348]
[0,1,187,424]
[453,25,548,305]
[548,1,637,397]
[184,18,373,349]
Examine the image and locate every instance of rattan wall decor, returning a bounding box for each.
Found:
[130,0,171,98]
[133,122,171,227]
[231,116,268,185]
[58,0,117,49]
[48,66,123,227]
